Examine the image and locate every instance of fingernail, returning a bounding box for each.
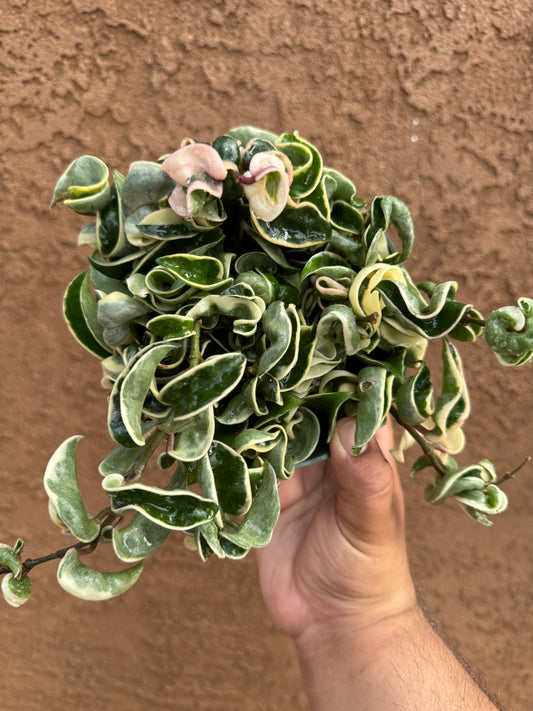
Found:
[336,418,357,456]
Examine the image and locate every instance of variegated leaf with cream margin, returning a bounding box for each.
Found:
[57,549,143,601]
[43,436,101,543]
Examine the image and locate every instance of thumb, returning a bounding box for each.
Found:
[329,417,403,547]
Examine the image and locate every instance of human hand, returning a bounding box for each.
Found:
[256,417,417,640]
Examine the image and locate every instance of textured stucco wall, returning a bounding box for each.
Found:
[0,1,531,709]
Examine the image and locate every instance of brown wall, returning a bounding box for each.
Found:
[1,1,531,709]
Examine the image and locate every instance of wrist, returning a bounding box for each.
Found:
[294,598,422,667]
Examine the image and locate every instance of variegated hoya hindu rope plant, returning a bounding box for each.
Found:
[2,126,532,607]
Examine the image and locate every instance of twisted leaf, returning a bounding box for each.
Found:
[57,549,143,601]
[43,436,100,542]
[158,353,247,419]
[119,343,178,445]
[220,462,280,549]
[352,366,393,454]
[1,574,32,608]
[63,272,111,358]
[104,474,219,530]
[51,155,111,213]
[485,297,533,366]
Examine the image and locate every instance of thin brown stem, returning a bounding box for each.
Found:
[0,511,120,578]
[356,312,379,325]
[461,315,486,328]
[123,414,174,481]
[389,405,449,478]
[493,456,531,488]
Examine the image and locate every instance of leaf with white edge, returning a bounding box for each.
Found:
[278,325,317,391]
[431,340,470,436]
[422,460,508,525]
[51,155,111,213]
[195,520,226,560]
[352,366,392,455]
[88,249,145,280]
[394,364,434,425]
[157,254,228,290]
[0,544,22,577]
[316,305,361,359]
[113,512,172,564]
[270,305,301,379]
[97,192,127,258]
[221,462,280,549]
[233,429,280,457]
[108,365,142,448]
[458,485,509,526]
[43,436,101,542]
[97,291,152,330]
[120,343,178,446]
[228,125,278,146]
[167,407,215,461]
[104,474,219,530]
[182,456,223,528]
[285,407,321,465]
[377,279,470,339]
[305,391,353,442]
[330,199,365,234]
[448,306,484,343]
[364,196,415,265]
[485,297,533,366]
[112,467,187,562]
[275,132,322,200]
[147,314,196,340]
[63,272,111,358]
[120,161,176,213]
[215,389,254,425]
[263,425,290,479]
[158,353,247,419]
[187,294,265,337]
[99,442,146,478]
[209,441,252,516]
[257,301,293,377]
[219,537,249,560]
[2,574,32,608]
[57,549,143,601]
[234,270,279,304]
[252,202,331,248]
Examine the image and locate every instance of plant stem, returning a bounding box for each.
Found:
[493,456,531,487]
[189,319,202,367]
[356,312,378,325]
[389,405,449,478]
[0,539,91,578]
[124,411,176,481]
[0,512,120,578]
[461,314,486,327]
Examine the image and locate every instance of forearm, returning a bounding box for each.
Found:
[294,606,501,711]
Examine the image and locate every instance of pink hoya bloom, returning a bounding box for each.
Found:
[241,150,293,222]
[162,143,228,218]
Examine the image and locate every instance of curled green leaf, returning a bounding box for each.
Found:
[0,544,22,578]
[352,366,393,455]
[485,297,533,366]
[43,436,101,542]
[104,475,219,530]
[51,155,111,213]
[57,549,143,601]
[158,353,247,419]
[2,573,32,608]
